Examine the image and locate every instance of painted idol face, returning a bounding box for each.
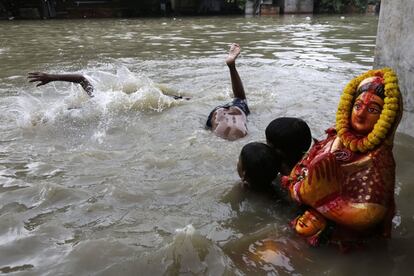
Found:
[294,210,326,237]
[351,90,384,135]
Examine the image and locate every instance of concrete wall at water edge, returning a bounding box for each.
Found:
[375,0,414,137]
[283,0,314,13]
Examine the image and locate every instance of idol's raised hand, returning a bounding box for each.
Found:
[300,152,341,207]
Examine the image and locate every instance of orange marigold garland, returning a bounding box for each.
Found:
[335,68,400,153]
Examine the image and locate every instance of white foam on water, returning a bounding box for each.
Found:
[130,224,236,274]
[174,224,195,235]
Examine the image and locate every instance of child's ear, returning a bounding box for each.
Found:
[237,158,245,180]
[240,170,247,181]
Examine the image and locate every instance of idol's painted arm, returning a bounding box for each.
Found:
[298,154,390,231]
[316,198,387,231]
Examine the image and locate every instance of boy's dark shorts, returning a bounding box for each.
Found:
[206,98,250,128]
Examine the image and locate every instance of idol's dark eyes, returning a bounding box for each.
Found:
[353,101,382,114]
[367,106,381,114]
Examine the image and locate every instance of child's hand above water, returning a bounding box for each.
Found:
[28,72,52,87]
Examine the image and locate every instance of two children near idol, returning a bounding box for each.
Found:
[237,118,312,193]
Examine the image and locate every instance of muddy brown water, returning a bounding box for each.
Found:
[0,15,413,275]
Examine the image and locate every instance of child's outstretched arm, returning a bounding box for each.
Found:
[226,43,246,100]
[28,72,94,97]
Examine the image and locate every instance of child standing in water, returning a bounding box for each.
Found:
[206,43,250,141]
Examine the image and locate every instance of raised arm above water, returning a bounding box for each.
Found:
[28,72,94,97]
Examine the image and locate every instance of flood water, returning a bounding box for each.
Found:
[1,15,413,275]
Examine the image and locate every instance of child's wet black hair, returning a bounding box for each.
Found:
[239,142,281,191]
[265,117,312,171]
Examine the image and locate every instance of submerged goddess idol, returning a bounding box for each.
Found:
[282,68,402,248]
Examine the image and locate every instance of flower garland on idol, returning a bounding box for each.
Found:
[336,68,400,153]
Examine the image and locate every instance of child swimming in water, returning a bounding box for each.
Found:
[27,72,189,100]
[206,43,250,141]
[28,43,247,140]
[28,43,250,140]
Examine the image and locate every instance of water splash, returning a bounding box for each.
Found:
[12,67,180,129]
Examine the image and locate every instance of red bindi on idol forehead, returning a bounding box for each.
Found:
[360,92,375,105]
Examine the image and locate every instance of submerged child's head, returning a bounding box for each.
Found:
[237,142,281,192]
[265,117,312,174]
